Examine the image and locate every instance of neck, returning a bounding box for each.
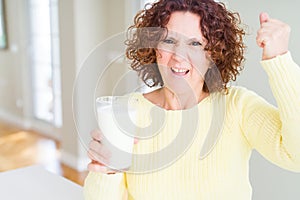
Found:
[159,87,209,110]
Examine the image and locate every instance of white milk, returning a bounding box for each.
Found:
[96,97,136,170]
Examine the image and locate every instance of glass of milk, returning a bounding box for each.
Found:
[96,95,137,171]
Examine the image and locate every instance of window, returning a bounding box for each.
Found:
[28,0,62,127]
[0,0,7,49]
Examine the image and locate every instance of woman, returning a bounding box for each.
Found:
[84,0,300,199]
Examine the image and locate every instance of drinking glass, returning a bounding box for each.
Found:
[96,95,136,170]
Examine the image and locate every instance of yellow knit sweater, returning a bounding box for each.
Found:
[83,52,300,200]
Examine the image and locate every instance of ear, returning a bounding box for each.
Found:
[155,49,162,59]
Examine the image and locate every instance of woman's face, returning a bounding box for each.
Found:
[156,11,211,95]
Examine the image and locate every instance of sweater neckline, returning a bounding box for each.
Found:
[136,92,212,113]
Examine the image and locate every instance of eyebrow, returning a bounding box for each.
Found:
[165,34,203,43]
[186,37,203,42]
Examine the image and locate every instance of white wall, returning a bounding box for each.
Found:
[59,0,138,170]
[0,0,61,139]
[227,0,300,199]
[0,0,28,126]
[59,0,128,170]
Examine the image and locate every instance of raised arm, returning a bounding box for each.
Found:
[240,13,300,171]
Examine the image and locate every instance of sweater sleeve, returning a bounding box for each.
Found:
[83,172,128,200]
[239,52,300,172]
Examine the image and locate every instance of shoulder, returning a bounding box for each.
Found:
[226,86,258,100]
[224,86,271,112]
[224,86,263,108]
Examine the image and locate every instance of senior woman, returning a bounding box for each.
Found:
[84,0,300,199]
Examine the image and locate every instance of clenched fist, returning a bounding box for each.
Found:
[256,12,290,60]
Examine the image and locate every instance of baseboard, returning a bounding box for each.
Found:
[0,109,31,129]
[60,150,89,172]
[0,109,61,141]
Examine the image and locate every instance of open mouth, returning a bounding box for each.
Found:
[171,67,190,76]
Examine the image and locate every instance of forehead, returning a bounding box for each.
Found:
[166,11,202,38]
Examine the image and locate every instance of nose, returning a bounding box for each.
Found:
[171,44,188,63]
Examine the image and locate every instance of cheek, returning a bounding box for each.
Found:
[156,50,172,65]
[189,52,211,75]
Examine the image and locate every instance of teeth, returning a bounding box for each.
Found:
[171,67,189,73]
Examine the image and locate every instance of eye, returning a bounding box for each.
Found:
[162,38,175,44]
[190,41,202,46]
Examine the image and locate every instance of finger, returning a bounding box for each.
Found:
[90,129,104,142]
[256,24,272,48]
[89,140,111,159]
[259,12,269,25]
[87,162,117,174]
[259,19,284,31]
[134,137,139,144]
[256,34,269,48]
[87,162,107,173]
[87,149,110,164]
[89,160,118,174]
[256,31,264,48]
[87,160,106,172]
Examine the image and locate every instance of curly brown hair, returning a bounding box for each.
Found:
[125,0,246,93]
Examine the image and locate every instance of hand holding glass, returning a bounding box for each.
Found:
[96,96,136,171]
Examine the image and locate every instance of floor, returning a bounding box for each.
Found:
[0,121,88,186]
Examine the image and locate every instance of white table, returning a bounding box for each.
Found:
[0,165,84,200]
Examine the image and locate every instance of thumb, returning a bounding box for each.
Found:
[134,137,139,144]
[259,12,269,25]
